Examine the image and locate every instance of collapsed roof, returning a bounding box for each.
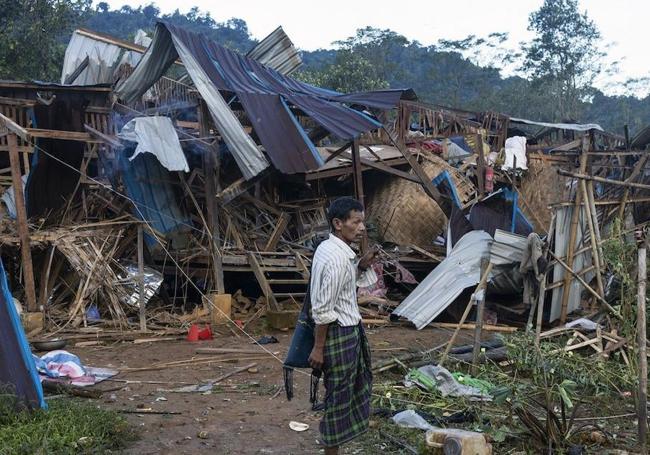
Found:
[114,21,415,179]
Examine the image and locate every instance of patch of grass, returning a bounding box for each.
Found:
[0,395,136,455]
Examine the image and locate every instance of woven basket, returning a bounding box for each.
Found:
[367,155,472,248]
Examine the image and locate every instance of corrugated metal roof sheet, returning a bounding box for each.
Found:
[392,231,493,329]
[490,229,526,265]
[549,206,593,322]
[509,117,603,132]
[117,22,411,177]
[246,26,302,76]
[394,229,528,329]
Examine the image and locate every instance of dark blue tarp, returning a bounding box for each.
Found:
[0,258,46,409]
[119,151,193,248]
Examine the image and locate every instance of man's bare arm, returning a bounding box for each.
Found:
[309,324,329,371]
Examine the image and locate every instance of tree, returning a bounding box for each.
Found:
[333,27,409,85]
[437,32,521,75]
[297,50,389,93]
[522,0,603,120]
[0,0,90,81]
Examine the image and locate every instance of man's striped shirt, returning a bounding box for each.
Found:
[310,234,377,326]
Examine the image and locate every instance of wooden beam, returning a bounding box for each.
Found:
[338,150,420,183]
[324,142,353,163]
[382,126,442,205]
[84,124,122,148]
[0,113,29,140]
[216,169,270,205]
[64,55,90,85]
[476,133,485,194]
[75,28,184,66]
[558,168,650,191]
[7,134,37,312]
[351,139,365,206]
[26,129,94,142]
[199,102,225,295]
[0,96,37,107]
[264,212,290,252]
[305,157,408,181]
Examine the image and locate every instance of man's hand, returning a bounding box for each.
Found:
[309,346,324,371]
[358,245,380,271]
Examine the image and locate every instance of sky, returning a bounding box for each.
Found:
[102,0,649,96]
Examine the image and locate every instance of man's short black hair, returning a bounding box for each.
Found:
[327,197,364,230]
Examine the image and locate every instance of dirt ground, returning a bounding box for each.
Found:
[70,324,466,454]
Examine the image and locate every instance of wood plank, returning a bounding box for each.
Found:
[26,129,94,142]
[0,96,37,107]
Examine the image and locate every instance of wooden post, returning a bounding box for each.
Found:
[199,102,225,294]
[8,133,37,312]
[472,259,489,372]
[351,138,365,207]
[476,133,486,195]
[637,232,647,451]
[137,225,146,332]
[560,136,589,323]
[618,125,632,221]
[351,138,368,251]
[439,262,493,367]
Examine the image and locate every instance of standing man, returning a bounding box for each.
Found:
[308,197,378,454]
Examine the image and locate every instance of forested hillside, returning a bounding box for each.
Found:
[1,0,648,134]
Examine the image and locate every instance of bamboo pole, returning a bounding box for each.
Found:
[471,259,489,373]
[439,262,493,367]
[550,251,620,319]
[137,225,146,332]
[557,169,650,191]
[637,232,647,451]
[586,181,605,267]
[560,139,589,323]
[581,179,605,297]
